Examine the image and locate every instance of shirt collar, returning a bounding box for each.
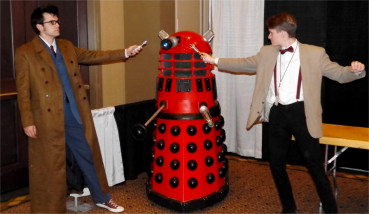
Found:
[281,39,298,50]
[39,35,57,51]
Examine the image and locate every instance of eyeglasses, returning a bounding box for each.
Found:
[43,20,61,25]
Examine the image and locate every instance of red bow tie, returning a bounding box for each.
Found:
[279,46,294,54]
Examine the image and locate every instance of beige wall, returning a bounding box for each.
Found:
[176,0,201,32]
[88,0,207,108]
[123,0,167,104]
[88,1,127,108]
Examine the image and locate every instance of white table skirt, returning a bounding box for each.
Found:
[92,107,125,186]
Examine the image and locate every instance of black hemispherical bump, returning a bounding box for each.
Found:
[188,178,198,189]
[187,160,197,171]
[203,123,211,134]
[219,115,225,127]
[170,142,180,153]
[170,177,179,188]
[216,136,222,146]
[204,139,213,150]
[223,159,229,172]
[153,120,157,128]
[170,159,180,170]
[187,125,197,136]
[219,168,226,178]
[205,156,214,167]
[221,144,227,154]
[217,152,225,162]
[151,151,155,159]
[155,173,163,183]
[158,123,166,133]
[156,156,164,166]
[206,173,215,184]
[157,140,165,150]
[214,121,221,130]
[187,142,197,153]
[220,129,226,142]
[171,125,181,136]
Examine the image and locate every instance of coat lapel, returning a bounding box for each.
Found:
[57,40,74,78]
[32,37,56,72]
[263,46,280,96]
[299,43,307,77]
[298,43,310,96]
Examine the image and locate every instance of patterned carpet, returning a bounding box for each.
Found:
[2,156,368,213]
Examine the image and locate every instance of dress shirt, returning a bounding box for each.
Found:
[266,40,303,105]
[39,36,57,53]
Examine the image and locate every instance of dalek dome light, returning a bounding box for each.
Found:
[159,31,212,54]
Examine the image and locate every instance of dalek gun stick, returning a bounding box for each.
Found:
[199,105,214,127]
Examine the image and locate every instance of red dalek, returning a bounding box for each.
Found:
[133,30,228,212]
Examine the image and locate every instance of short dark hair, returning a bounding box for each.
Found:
[31,5,59,34]
[266,12,297,38]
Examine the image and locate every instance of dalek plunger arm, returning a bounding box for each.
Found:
[131,101,166,141]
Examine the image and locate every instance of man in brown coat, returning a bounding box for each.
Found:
[201,13,365,213]
[15,5,143,213]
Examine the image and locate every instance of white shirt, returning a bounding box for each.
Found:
[267,40,304,105]
[39,36,57,53]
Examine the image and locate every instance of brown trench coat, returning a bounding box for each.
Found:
[15,37,126,213]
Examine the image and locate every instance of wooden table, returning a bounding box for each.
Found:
[292,123,368,212]
[320,123,369,205]
[321,123,369,150]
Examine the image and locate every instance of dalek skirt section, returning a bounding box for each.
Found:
[147,31,229,212]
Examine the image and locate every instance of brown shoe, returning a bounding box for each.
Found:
[96,199,124,213]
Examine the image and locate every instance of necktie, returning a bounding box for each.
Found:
[279,46,293,54]
[50,45,56,56]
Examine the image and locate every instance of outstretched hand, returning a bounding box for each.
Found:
[200,52,216,65]
[126,45,143,57]
[350,61,365,73]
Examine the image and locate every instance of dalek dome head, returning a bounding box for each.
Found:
[156,30,217,114]
[158,30,213,54]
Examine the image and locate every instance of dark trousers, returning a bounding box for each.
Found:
[64,101,110,203]
[268,102,337,213]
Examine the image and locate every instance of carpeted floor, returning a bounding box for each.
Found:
[2,156,368,213]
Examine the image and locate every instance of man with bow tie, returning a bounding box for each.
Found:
[201,12,365,213]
